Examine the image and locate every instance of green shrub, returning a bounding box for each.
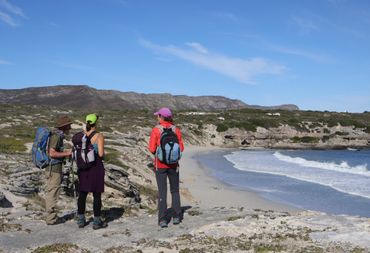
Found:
[287,118,300,125]
[0,137,27,153]
[104,148,129,169]
[326,119,338,127]
[231,122,256,132]
[291,136,320,143]
[339,119,365,128]
[322,135,330,142]
[138,185,157,202]
[216,123,228,132]
[335,131,349,136]
[32,243,81,253]
[249,118,279,129]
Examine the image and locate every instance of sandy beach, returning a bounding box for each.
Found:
[179,145,298,212]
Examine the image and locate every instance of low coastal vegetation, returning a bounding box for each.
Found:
[31,243,89,253]
[206,108,370,133]
[0,137,27,153]
[291,136,320,143]
[1,103,370,154]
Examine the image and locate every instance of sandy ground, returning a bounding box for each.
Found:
[179,145,298,212]
[2,146,370,252]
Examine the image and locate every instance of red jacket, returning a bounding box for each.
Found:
[148,120,184,169]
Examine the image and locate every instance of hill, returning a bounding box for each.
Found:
[0,85,299,111]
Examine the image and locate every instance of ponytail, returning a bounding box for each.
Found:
[86,121,95,132]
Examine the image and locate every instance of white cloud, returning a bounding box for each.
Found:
[103,0,128,6]
[216,32,335,64]
[212,11,239,22]
[0,0,25,17]
[0,0,25,26]
[48,22,60,28]
[269,45,335,64]
[327,0,348,4]
[292,11,369,39]
[0,10,16,26]
[291,15,319,34]
[140,39,287,84]
[186,42,208,54]
[0,59,11,65]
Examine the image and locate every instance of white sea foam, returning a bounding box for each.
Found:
[224,150,370,199]
[273,152,370,177]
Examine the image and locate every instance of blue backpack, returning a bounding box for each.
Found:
[32,127,61,169]
[156,125,181,165]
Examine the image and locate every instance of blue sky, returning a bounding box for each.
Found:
[0,0,369,112]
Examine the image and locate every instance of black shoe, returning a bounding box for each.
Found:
[173,217,181,225]
[77,215,87,228]
[159,220,168,228]
[93,217,108,230]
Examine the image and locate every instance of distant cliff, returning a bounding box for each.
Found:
[0,85,299,111]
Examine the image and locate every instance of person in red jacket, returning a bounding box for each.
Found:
[148,107,184,228]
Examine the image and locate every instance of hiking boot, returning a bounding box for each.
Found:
[159,220,168,228]
[77,214,86,228]
[93,217,108,230]
[173,217,181,225]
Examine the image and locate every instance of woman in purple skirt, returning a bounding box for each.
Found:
[77,114,107,230]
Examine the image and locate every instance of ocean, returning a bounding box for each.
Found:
[196,149,370,217]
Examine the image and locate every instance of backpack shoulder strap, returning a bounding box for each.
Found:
[156,124,176,132]
[155,125,164,133]
[88,131,97,139]
[49,130,62,150]
[46,130,52,153]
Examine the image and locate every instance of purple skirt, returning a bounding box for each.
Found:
[78,157,105,193]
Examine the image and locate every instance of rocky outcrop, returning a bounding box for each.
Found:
[0,154,143,213]
[0,85,299,111]
[0,155,42,196]
[0,207,369,252]
[105,164,141,204]
[0,191,12,208]
[207,123,370,149]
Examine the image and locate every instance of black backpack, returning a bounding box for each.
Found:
[155,125,181,165]
[72,131,97,170]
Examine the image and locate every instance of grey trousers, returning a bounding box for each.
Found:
[155,167,181,222]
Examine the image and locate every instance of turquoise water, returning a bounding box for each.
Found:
[197,149,370,217]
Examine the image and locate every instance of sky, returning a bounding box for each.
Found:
[0,0,369,112]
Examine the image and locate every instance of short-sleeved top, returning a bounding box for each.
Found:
[49,129,65,172]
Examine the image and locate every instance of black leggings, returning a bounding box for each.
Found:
[77,191,102,217]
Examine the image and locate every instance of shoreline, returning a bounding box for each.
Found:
[180,145,299,212]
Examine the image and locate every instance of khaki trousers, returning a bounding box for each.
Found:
[45,170,62,224]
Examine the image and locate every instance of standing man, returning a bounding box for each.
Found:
[45,115,73,225]
[148,107,184,228]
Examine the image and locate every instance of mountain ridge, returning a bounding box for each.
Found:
[0,85,299,111]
